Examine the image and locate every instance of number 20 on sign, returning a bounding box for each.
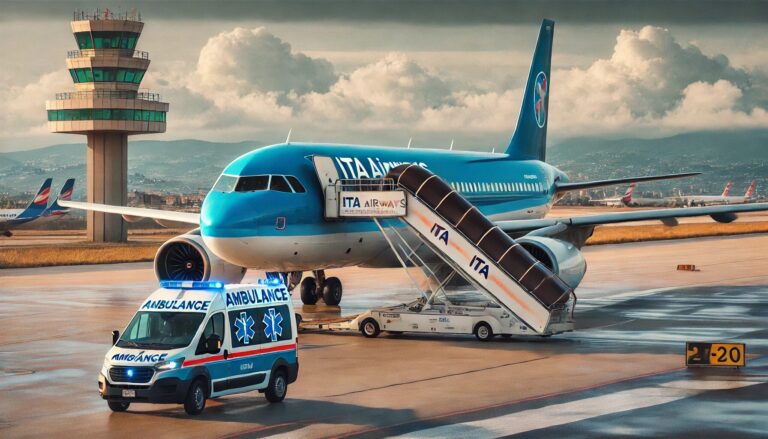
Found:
[686,342,746,367]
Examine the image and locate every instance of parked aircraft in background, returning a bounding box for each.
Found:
[1,179,52,237]
[42,178,76,219]
[61,20,768,308]
[683,180,757,207]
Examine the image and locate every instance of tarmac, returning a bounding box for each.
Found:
[1,233,767,438]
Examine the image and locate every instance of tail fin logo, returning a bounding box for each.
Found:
[534,72,548,128]
[33,188,51,205]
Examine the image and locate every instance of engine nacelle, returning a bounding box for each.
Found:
[517,236,587,289]
[155,231,247,284]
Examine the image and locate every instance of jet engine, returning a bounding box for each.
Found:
[154,230,247,283]
[517,236,587,289]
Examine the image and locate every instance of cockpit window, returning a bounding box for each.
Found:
[235,175,269,192]
[269,175,293,193]
[286,176,306,193]
[212,175,238,192]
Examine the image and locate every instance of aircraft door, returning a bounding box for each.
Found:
[312,155,342,219]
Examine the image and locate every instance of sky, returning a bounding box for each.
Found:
[1,0,767,152]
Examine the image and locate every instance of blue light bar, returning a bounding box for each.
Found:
[256,278,284,286]
[160,280,225,290]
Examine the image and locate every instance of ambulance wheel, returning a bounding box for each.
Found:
[361,318,380,338]
[184,379,207,415]
[474,322,494,341]
[322,277,343,306]
[265,369,288,403]
[300,277,318,305]
[107,401,130,412]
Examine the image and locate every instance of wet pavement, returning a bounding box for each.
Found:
[1,234,767,437]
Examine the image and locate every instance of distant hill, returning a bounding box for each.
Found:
[0,139,261,197]
[1,130,766,198]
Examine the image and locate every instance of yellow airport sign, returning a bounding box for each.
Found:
[686,342,746,367]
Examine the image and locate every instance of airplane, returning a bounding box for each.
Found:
[683,180,757,207]
[0,178,53,237]
[60,19,768,308]
[42,178,76,219]
[615,183,679,208]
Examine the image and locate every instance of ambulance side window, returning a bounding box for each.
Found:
[196,313,225,354]
[228,305,293,348]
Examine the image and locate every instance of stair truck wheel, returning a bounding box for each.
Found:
[474,322,494,341]
[361,318,381,338]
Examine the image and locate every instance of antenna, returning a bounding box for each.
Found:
[285,128,292,144]
[407,137,412,149]
[491,147,496,153]
[449,139,454,151]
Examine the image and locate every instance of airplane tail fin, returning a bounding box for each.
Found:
[745,180,757,197]
[505,19,554,162]
[17,178,53,220]
[721,181,732,197]
[43,178,75,217]
[621,184,636,205]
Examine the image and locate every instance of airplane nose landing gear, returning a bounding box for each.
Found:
[299,270,343,306]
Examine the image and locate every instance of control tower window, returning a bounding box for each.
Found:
[286,176,306,193]
[269,175,293,193]
[75,32,93,49]
[235,175,269,192]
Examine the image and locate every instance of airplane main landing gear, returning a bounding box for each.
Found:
[299,270,343,306]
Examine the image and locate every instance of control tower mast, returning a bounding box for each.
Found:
[46,9,169,242]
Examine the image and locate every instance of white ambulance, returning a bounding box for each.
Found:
[99,280,299,415]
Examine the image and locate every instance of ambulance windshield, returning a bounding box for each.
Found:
[118,311,205,349]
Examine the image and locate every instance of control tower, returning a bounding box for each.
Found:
[46,9,169,242]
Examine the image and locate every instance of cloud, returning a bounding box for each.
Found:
[551,25,768,136]
[2,24,768,151]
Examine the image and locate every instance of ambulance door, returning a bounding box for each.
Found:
[197,312,230,396]
[226,306,268,393]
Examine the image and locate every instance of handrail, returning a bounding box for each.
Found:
[67,49,149,59]
[54,90,162,101]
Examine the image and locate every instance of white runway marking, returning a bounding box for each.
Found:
[394,379,765,438]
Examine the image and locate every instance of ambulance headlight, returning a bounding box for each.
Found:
[155,358,185,371]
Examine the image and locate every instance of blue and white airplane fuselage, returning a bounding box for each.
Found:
[201,143,565,271]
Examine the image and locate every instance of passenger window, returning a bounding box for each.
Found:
[196,313,225,354]
[235,175,269,192]
[270,175,293,193]
[286,176,306,193]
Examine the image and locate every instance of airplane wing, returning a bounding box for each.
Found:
[58,201,200,225]
[495,202,768,235]
[555,172,700,193]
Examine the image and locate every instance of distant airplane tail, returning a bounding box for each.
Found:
[620,184,636,205]
[16,178,53,220]
[43,178,75,218]
[745,180,757,198]
[721,181,732,197]
[505,19,554,162]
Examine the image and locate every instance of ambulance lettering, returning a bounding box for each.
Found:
[141,300,210,311]
[111,351,168,363]
[226,287,289,308]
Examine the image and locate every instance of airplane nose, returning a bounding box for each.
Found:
[200,192,257,238]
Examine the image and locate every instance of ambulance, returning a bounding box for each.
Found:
[99,280,299,415]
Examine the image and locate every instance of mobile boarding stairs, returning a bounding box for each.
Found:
[313,158,576,336]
